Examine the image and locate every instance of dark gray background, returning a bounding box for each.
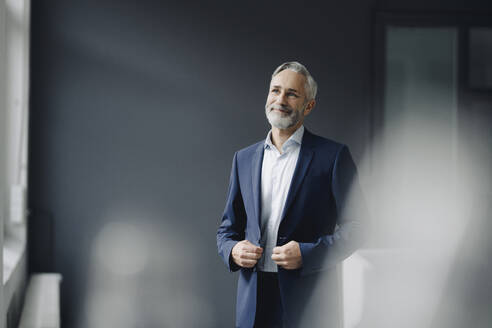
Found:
[29,1,492,327]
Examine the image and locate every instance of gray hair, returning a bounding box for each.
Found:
[271,61,318,101]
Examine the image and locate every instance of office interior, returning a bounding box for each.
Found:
[0,0,492,327]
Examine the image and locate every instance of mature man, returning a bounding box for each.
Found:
[217,62,366,328]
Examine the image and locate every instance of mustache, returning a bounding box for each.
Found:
[267,104,293,114]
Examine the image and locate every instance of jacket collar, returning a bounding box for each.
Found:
[252,127,315,234]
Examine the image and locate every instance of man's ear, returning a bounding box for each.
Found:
[304,100,316,116]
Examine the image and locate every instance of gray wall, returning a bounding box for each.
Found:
[28,1,492,327]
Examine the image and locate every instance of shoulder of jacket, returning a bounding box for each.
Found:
[306,130,346,153]
[236,140,263,155]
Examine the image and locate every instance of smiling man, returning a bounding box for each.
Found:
[217,62,367,328]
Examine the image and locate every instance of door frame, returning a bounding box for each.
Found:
[371,12,492,170]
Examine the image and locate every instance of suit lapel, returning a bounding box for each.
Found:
[251,142,264,229]
[251,128,315,235]
[279,129,314,231]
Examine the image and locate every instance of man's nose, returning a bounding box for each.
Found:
[275,92,288,106]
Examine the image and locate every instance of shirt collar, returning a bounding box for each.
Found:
[264,125,304,151]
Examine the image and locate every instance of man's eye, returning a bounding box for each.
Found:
[287,93,298,97]
[271,89,279,94]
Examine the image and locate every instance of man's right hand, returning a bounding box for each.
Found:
[231,240,263,268]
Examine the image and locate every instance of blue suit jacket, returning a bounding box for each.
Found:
[217,128,366,328]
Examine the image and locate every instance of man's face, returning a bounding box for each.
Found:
[265,69,310,130]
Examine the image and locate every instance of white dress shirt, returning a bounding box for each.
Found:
[257,125,304,272]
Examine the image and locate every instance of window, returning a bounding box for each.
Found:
[1,0,30,321]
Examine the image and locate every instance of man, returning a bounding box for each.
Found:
[217,62,367,328]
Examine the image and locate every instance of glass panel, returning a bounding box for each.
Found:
[383,27,458,191]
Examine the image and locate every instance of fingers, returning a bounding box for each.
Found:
[237,259,257,268]
[271,254,289,268]
[234,240,302,269]
[272,244,289,264]
[241,241,262,260]
[271,241,302,270]
[243,246,262,254]
[233,240,263,268]
[236,252,260,267]
[240,251,262,260]
[272,256,299,270]
[271,253,286,261]
[241,240,263,254]
[273,241,295,252]
[272,245,289,256]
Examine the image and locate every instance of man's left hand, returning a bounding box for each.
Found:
[271,241,303,270]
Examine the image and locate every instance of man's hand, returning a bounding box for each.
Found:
[231,240,263,268]
[271,241,303,270]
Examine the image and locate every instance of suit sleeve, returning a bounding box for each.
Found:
[298,145,368,276]
[217,151,247,272]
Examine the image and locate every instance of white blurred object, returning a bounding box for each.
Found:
[343,251,371,328]
[82,216,217,328]
[18,273,62,328]
[93,221,150,276]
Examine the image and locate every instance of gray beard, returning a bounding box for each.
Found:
[265,104,303,129]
